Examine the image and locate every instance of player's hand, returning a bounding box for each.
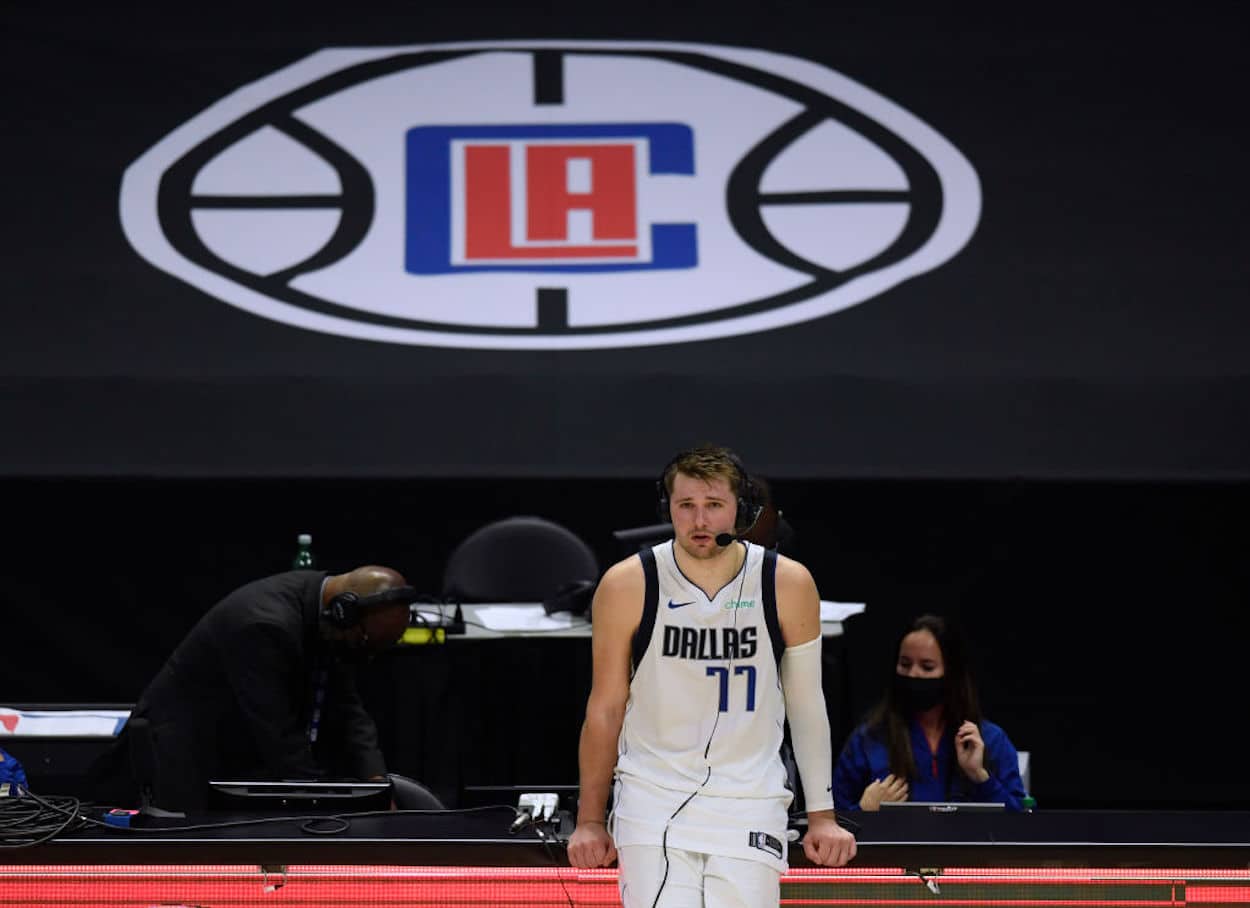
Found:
[568,820,618,868]
[955,721,988,783]
[803,811,857,866]
[859,773,909,811]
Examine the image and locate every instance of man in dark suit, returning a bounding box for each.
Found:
[95,565,416,812]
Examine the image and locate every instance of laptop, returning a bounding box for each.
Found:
[879,801,1005,813]
[207,779,392,811]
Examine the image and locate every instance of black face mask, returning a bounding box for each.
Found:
[893,674,945,713]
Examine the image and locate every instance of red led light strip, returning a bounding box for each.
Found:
[0,865,1243,908]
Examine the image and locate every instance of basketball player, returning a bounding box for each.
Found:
[568,445,856,906]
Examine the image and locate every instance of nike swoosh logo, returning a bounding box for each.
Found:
[667,599,695,609]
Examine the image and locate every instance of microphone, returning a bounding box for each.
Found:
[715,502,764,547]
[510,793,559,833]
[509,805,533,833]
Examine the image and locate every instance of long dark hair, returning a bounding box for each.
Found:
[864,614,983,782]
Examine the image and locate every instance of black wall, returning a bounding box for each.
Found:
[4,476,1246,810]
[4,0,1248,815]
[3,4,1248,479]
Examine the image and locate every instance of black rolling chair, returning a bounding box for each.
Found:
[388,772,446,810]
[442,516,600,606]
[438,518,598,809]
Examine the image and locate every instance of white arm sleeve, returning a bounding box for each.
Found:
[780,635,835,813]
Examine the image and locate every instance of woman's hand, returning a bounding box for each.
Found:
[859,773,909,811]
[955,720,989,783]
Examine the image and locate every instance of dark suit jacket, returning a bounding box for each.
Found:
[98,571,386,810]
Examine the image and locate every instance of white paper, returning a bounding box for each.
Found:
[0,708,130,737]
[473,604,580,632]
[820,600,866,623]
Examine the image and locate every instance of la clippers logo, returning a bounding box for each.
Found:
[408,123,696,272]
[120,41,980,349]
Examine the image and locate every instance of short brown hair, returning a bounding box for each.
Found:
[661,444,743,498]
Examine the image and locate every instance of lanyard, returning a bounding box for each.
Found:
[308,669,328,743]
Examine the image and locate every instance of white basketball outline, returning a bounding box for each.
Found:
[119,40,981,350]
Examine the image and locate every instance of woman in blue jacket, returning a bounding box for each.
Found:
[833,614,1026,811]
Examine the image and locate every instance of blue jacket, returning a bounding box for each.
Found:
[0,746,27,792]
[833,716,1025,811]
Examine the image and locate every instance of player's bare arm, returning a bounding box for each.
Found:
[775,556,821,648]
[775,555,858,866]
[567,557,643,869]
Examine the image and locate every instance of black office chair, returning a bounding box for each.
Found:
[442,516,600,604]
[388,772,446,810]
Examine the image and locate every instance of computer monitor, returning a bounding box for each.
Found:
[207,779,392,812]
[610,523,673,556]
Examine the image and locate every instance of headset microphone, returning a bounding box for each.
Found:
[714,532,742,547]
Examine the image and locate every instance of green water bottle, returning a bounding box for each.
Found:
[292,533,316,569]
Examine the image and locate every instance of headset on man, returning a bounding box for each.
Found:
[323,586,424,628]
[655,446,764,534]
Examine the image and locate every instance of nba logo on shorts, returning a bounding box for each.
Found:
[406,124,698,273]
[749,830,784,859]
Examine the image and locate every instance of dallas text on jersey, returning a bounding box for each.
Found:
[662,626,758,661]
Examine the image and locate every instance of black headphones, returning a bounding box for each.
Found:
[655,447,762,532]
[323,586,422,629]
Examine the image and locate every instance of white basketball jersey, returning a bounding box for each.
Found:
[611,540,792,871]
